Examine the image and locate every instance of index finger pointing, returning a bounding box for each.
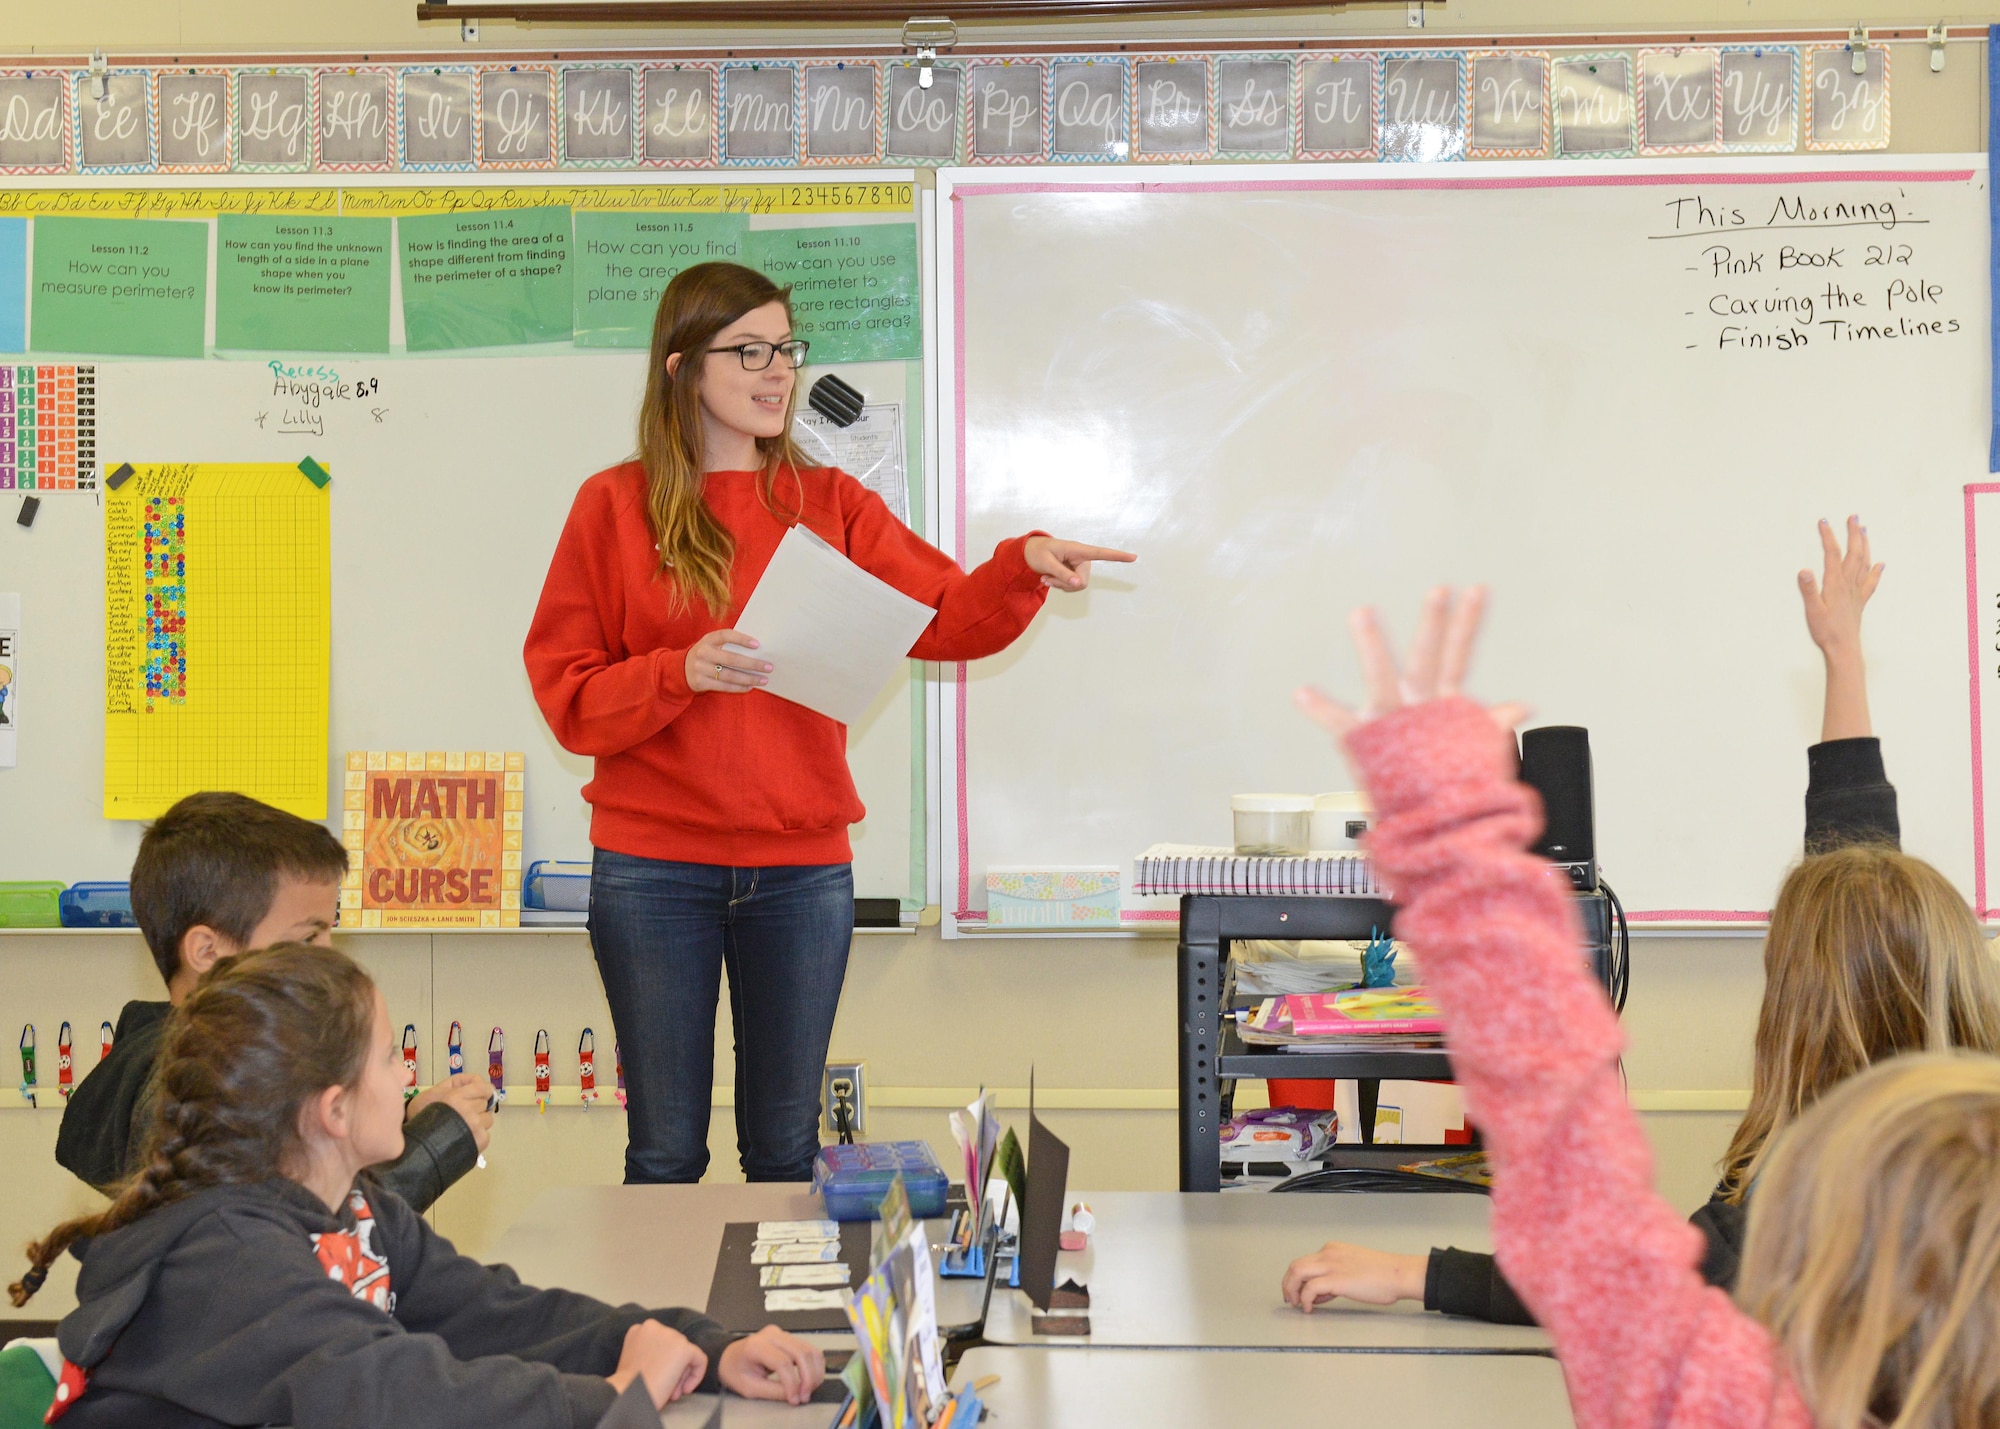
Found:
[1070,545,1137,563]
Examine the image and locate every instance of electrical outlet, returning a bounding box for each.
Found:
[1406,1,1424,26]
[460,19,480,42]
[822,1060,867,1138]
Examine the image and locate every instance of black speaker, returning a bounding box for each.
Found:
[1519,725,1597,891]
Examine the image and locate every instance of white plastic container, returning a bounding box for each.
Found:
[1232,794,1313,856]
[1311,793,1373,852]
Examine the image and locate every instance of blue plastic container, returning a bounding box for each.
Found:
[812,1140,951,1222]
[60,882,136,928]
[522,860,592,912]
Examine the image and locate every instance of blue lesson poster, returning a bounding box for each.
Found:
[0,219,24,354]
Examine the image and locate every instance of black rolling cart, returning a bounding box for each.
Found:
[1177,889,1616,1192]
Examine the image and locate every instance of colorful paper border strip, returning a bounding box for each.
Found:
[0,46,1888,175]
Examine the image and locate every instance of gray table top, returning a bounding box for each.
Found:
[952,1345,1574,1428]
[486,1183,991,1341]
[981,1189,1550,1351]
[658,1392,842,1428]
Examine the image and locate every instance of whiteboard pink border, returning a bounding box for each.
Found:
[949,165,1975,926]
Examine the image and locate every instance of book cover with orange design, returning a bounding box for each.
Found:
[340,750,524,928]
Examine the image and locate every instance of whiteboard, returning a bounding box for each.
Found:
[0,350,920,900]
[939,157,1989,926]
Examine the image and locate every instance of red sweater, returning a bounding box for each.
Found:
[1349,700,1812,1429]
[524,462,1048,866]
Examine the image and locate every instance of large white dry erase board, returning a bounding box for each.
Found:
[939,158,1989,927]
[0,174,927,905]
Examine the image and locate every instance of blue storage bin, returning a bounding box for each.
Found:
[60,882,136,928]
[522,860,592,912]
[812,1140,950,1222]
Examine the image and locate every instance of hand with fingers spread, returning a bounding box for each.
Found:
[1023,536,1138,592]
[717,1325,826,1405]
[685,628,773,696]
[1798,515,1883,743]
[1281,1241,1428,1313]
[1293,586,1529,751]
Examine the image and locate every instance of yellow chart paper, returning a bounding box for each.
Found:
[104,463,330,819]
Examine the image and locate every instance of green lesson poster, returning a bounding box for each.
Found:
[398,206,573,352]
[215,215,391,353]
[572,212,750,349]
[748,224,919,365]
[31,217,208,359]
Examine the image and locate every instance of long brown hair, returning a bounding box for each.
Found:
[639,261,808,615]
[9,943,377,1305]
[1716,845,2000,1203]
[1738,1052,2000,1429]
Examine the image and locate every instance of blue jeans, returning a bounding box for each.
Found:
[588,850,853,1184]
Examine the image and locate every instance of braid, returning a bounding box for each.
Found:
[10,942,377,1306]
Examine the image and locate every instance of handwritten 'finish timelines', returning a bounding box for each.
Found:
[1655,190,1963,353]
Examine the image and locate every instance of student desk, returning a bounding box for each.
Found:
[659,1392,840,1428]
[980,1190,1549,1351]
[952,1346,1574,1428]
[488,1183,993,1340]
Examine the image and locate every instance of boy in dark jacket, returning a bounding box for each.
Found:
[56,792,489,1212]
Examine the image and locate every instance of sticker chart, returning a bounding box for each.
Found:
[103,462,330,819]
[0,364,97,490]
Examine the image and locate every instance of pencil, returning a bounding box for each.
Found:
[932,1398,959,1429]
[836,1398,859,1428]
[971,1375,1000,1392]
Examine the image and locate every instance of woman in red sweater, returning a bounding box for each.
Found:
[524,263,1131,1183]
[1316,589,2000,1429]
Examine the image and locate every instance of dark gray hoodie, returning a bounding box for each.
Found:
[52,1177,740,1428]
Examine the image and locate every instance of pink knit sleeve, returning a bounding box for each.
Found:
[1346,700,1811,1429]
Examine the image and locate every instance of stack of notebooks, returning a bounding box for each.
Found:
[1235,986,1446,1052]
[1132,844,1382,897]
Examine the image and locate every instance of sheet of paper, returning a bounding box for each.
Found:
[765,1288,852,1312]
[756,1219,840,1241]
[0,592,17,768]
[752,1232,844,1256]
[728,524,934,726]
[794,401,908,526]
[103,463,330,818]
[759,1263,851,1287]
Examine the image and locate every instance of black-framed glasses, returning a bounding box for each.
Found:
[710,339,810,371]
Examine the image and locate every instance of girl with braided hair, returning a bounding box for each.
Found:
[10,942,823,1428]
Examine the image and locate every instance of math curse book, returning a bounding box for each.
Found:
[341,751,524,928]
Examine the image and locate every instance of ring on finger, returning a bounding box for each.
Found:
[714,664,723,677]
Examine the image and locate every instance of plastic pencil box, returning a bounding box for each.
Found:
[812,1141,950,1222]
[522,860,591,912]
[60,882,137,928]
[0,881,64,927]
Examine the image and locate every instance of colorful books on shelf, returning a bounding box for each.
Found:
[1236,987,1446,1051]
[1132,844,1382,897]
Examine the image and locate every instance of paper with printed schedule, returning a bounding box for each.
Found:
[727,525,934,726]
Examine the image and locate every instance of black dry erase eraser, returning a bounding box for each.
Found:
[808,374,866,429]
[16,496,39,527]
[106,462,135,490]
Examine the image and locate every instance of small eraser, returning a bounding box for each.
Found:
[298,456,330,488]
[106,462,135,490]
[808,374,866,428]
[16,496,38,527]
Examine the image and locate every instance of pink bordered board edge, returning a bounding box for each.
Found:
[1465,51,1551,161]
[1965,483,2000,918]
[941,163,1977,932]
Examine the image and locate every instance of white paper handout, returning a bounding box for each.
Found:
[729,525,934,726]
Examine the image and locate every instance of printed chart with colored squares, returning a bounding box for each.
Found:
[102,462,331,819]
[341,751,526,928]
[0,364,98,491]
